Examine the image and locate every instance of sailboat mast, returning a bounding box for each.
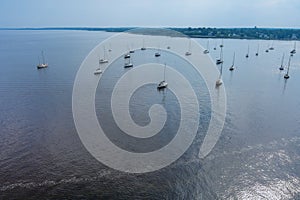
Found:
[281,53,285,67]
[42,51,45,64]
[220,48,223,77]
[232,52,235,66]
[287,55,291,75]
[163,64,166,81]
[220,47,223,60]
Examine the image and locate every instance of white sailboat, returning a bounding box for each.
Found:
[99,47,108,64]
[279,53,285,71]
[37,51,48,69]
[185,39,192,56]
[284,55,291,79]
[157,64,168,89]
[203,40,210,54]
[124,56,133,68]
[229,52,235,71]
[94,67,102,75]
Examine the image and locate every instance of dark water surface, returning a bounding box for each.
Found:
[0,30,300,199]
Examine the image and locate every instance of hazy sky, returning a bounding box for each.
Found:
[0,0,300,28]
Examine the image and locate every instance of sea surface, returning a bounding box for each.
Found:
[0,30,300,199]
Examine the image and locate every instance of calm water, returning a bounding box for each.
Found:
[0,30,300,199]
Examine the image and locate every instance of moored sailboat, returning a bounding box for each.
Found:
[37,51,48,69]
[229,52,235,71]
[279,53,285,71]
[157,64,168,89]
[284,55,292,79]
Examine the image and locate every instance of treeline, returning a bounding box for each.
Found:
[1,27,299,40]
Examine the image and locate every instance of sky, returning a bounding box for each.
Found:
[0,0,300,28]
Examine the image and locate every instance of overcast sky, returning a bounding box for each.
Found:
[1,0,299,28]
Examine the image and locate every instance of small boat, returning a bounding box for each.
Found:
[129,50,135,53]
[269,41,274,50]
[255,44,259,56]
[124,53,130,59]
[157,64,168,89]
[290,42,296,55]
[124,56,133,68]
[279,53,285,71]
[229,52,235,71]
[216,50,224,86]
[265,49,269,53]
[216,68,223,86]
[203,40,210,54]
[216,78,223,86]
[155,47,161,57]
[99,47,108,64]
[216,59,223,65]
[284,55,292,79]
[185,39,192,56]
[94,68,102,75]
[99,59,108,64]
[124,62,133,68]
[37,51,48,69]
[245,45,249,58]
[219,39,224,48]
[216,47,223,65]
[141,39,146,50]
[167,46,171,49]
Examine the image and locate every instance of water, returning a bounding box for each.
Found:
[0,30,300,199]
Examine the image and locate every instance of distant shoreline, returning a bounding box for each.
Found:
[1,27,299,41]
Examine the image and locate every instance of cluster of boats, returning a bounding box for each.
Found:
[212,40,297,86]
[94,44,169,89]
[38,39,297,88]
